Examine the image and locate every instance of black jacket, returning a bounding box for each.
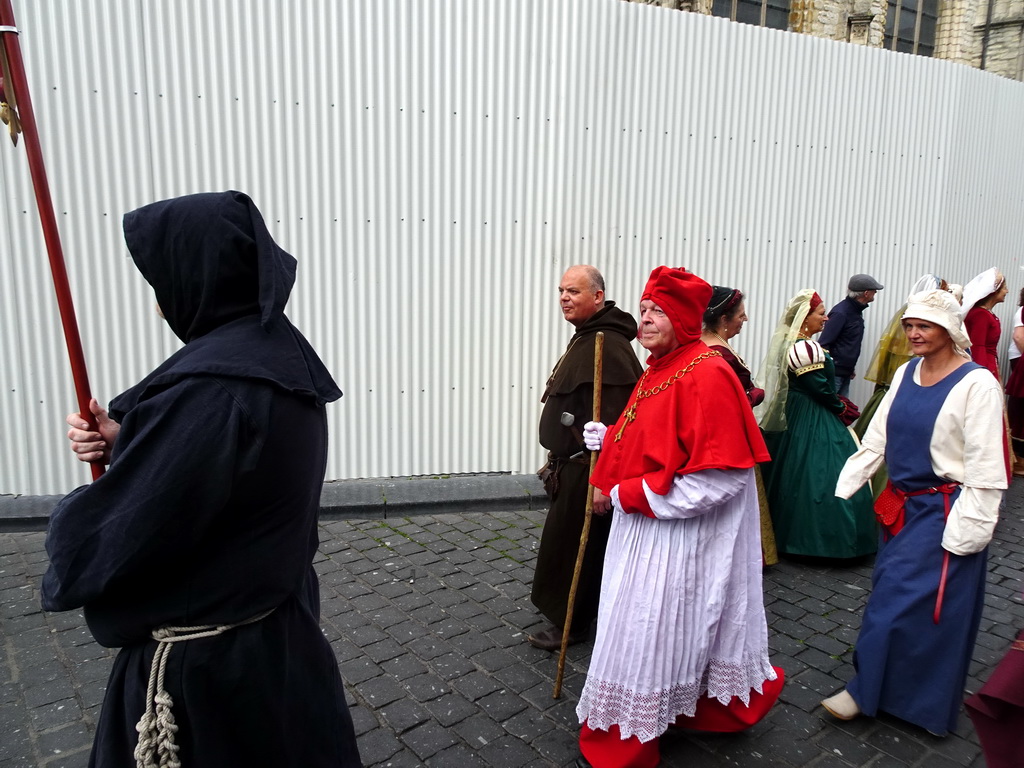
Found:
[819,296,868,378]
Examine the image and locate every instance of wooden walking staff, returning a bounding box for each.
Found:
[553,331,604,699]
[0,1,103,480]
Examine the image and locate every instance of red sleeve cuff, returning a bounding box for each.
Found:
[618,477,656,518]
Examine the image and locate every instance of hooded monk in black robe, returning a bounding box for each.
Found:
[41,191,361,767]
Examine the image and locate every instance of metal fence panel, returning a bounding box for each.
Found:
[2,0,1023,494]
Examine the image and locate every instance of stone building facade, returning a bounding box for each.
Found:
[627,0,1024,80]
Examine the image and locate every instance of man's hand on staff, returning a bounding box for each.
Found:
[583,421,606,451]
[66,398,119,465]
[583,420,611,514]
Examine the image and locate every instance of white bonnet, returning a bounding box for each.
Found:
[902,289,972,349]
[960,267,1003,314]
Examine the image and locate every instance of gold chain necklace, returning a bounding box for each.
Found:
[614,350,721,441]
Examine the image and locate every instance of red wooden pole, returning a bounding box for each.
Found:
[0,1,103,480]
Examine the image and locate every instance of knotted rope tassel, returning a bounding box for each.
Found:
[134,609,274,768]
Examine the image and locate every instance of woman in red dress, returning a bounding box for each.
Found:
[962,268,1008,381]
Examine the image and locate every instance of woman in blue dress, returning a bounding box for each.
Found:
[822,288,1007,736]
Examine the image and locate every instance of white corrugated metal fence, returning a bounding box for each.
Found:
[2,0,1023,494]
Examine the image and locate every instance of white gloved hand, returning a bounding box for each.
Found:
[583,421,607,451]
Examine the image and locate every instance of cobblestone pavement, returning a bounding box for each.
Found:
[2,482,1022,768]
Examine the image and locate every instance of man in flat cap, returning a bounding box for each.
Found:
[818,273,884,398]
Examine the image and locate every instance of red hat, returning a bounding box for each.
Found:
[641,266,712,343]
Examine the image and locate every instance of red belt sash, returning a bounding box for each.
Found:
[874,481,960,624]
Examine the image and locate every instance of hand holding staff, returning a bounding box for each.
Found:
[553,331,604,699]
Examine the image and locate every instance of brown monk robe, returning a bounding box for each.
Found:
[530,265,643,651]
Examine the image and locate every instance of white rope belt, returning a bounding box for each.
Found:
[134,609,275,768]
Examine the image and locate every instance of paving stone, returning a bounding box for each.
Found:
[356,674,407,709]
[430,652,475,681]
[381,655,428,680]
[814,725,880,765]
[804,633,851,657]
[404,635,453,661]
[470,647,517,673]
[476,734,545,767]
[363,638,406,665]
[424,693,478,728]
[427,744,488,767]
[476,689,529,721]
[386,620,431,645]
[27,699,81,730]
[431,617,471,639]
[402,673,449,702]
[502,707,557,740]
[378,697,430,733]
[771,601,808,622]
[773,618,816,642]
[22,678,76,709]
[356,728,403,765]
[448,631,496,657]
[330,637,367,664]
[868,722,930,763]
[795,646,843,675]
[397,720,457,760]
[349,704,379,737]
[338,657,384,686]
[492,662,545,691]
[450,670,502,702]
[35,721,92,761]
[462,612,504,633]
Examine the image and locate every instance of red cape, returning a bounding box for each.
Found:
[590,340,770,515]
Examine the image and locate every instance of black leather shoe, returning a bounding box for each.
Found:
[575,757,593,768]
[527,624,587,651]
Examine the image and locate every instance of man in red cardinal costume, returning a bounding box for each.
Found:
[575,266,784,768]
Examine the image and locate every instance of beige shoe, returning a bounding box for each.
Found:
[821,689,861,720]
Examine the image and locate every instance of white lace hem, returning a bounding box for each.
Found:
[576,651,776,743]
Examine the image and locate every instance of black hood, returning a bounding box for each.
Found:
[122,190,293,343]
[110,191,341,420]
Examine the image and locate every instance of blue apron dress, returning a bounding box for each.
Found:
[847,358,989,735]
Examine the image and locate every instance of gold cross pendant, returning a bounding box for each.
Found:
[615,405,637,441]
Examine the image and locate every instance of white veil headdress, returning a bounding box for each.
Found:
[754,289,816,433]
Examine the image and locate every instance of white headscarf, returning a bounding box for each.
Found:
[960,268,1003,315]
[902,289,973,353]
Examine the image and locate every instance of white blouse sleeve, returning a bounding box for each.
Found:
[942,488,1003,555]
[835,446,885,499]
[942,375,1007,554]
[622,468,750,520]
[835,366,903,498]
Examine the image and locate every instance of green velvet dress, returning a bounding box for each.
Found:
[762,349,877,558]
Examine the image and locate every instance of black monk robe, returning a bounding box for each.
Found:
[41,191,360,767]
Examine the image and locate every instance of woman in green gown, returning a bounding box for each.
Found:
[755,289,876,559]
